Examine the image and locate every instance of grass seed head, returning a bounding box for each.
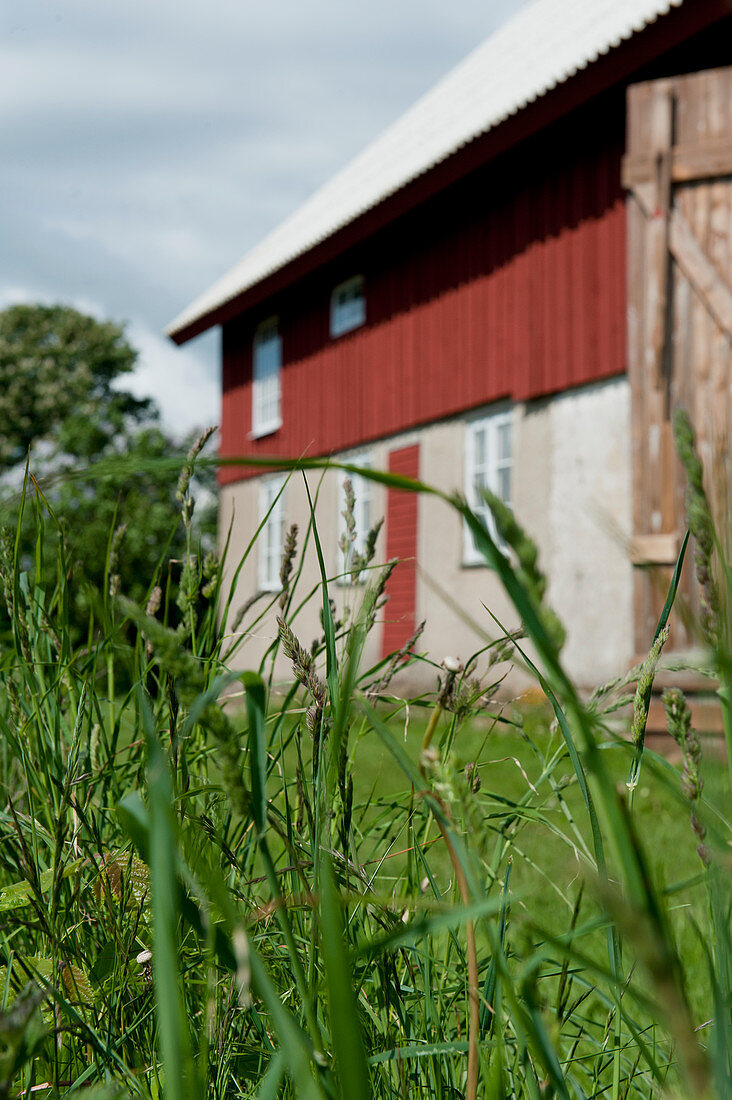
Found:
[630,625,670,748]
[176,425,216,503]
[663,687,710,867]
[279,523,298,610]
[277,616,327,707]
[369,619,425,695]
[202,550,220,599]
[145,585,162,618]
[108,523,126,597]
[673,408,719,645]
[339,477,356,556]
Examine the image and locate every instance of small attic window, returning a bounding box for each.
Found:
[330,275,365,338]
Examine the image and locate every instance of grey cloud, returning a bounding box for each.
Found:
[2,0,526,432]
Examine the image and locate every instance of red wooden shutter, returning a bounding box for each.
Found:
[382,444,420,657]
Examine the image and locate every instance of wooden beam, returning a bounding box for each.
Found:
[673,140,732,181]
[669,207,732,336]
[622,140,732,187]
[646,695,723,736]
[628,532,681,565]
[644,81,674,390]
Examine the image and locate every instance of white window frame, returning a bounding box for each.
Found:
[258,474,286,592]
[330,275,366,338]
[463,408,513,564]
[251,317,282,438]
[337,453,373,583]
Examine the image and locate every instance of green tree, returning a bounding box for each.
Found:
[0,303,216,630]
[0,303,154,468]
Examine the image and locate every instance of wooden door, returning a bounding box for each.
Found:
[624,67,732,654]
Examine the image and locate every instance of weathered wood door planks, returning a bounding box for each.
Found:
[625,67,732,653]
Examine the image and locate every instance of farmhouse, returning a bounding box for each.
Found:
[168,0,732,687]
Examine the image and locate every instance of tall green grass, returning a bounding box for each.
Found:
[0,426,729,1099]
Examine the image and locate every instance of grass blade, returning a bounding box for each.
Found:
[242,670,268,837]
[319,855,371,1100]
[141,690,198,1100]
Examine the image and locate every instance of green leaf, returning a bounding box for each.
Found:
[355,895,503,961]
[242,670,268,837]
[0,861,83,913]
[0,983,48,1089]
[141,690,198,1100]
[90,941,118,985]
[481,858,511,1037]
[303,477,338,705]
[627,528,690,793]
[654,529,690,643]
[319,856,371,1100]
[116,790,150,861]
[255,1051,286,1100]
[368,1040,472,1064]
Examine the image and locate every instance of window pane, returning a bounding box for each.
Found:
[498,420,511,462]
[253,320,282,434]
[497,465,511,505]
[474,426,487,471]
[331,277,365,337]
[464,409,513,561]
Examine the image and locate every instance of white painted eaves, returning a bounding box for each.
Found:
[167,0,685,339]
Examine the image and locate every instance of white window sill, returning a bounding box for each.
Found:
[462,542,510,568]
[330,319,365,339]
[335,573,367,587]
[249,419,282,441]
[461,554,489,569]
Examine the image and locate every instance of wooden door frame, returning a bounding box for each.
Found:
[625,67,732,654]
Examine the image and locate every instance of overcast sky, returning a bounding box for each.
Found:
[2,0,527,438]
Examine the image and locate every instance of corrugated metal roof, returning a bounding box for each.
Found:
[167,0,685,340]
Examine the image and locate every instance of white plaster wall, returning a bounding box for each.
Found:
[543,377,634,684]
[415,418,524,678]
[400,380,632,690]
[218,376,633,692]
[219,462,386,686]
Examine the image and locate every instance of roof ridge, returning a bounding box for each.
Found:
[167,0,685,340]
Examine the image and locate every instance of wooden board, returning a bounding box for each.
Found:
[622,143,732,188]
[627,66,732,653]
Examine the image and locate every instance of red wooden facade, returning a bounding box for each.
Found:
[219,91,627,486]
[216,13,732,488]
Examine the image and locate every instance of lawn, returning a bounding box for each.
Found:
[1,448,730,1099]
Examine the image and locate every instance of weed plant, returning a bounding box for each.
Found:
[0,422,730,1099]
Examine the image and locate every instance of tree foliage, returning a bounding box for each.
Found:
[0,303,216,631]
[0,304,154,469]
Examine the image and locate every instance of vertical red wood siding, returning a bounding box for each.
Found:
[382,445,420,657]
[219,94,627,484]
